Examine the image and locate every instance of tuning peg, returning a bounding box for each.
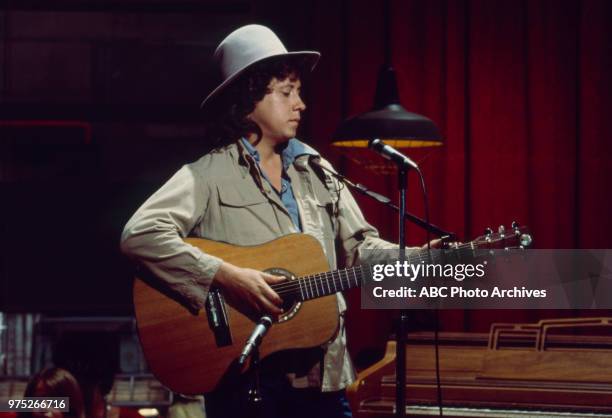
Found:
[484,227,493,242]
[520,233,533,248]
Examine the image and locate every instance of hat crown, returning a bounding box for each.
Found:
[200,24,319,109]
[214,24,288,80]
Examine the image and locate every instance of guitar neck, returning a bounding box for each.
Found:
[269,224,531,302]
[270,247,451,302]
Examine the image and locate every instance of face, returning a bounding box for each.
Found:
[248,75,306,144]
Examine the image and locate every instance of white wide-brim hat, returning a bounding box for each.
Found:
[200,24,320,109]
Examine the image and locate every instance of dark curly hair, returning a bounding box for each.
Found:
[203,55,311,148]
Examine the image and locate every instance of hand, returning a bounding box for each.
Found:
[421,238,444,249]
[212,262,285,319]
[421,239,462,249]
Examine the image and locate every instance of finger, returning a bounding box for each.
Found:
[258,274,283,305]
[261,285,283,307]
[262,273,286,284]
[422,239,436,249]
[258,296,283,315]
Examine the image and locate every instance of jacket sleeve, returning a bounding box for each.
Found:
[120,164,223,312]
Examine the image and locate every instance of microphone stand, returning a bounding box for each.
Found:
[312,160,454,239]
[314,154,447,417]
[396,164,408,418]
[240,316,273,418]
[247,347,263,418]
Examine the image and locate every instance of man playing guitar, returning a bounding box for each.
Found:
[121,24,402,418]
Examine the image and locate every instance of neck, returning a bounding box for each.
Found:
[246,133,288,163]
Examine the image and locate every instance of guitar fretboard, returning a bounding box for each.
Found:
[269,223,530,302]
[270,245,480,302]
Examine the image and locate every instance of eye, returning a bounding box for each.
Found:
[282,91,291,97]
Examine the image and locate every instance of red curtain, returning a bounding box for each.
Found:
[306,0,612,360]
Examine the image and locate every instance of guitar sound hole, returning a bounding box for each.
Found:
[278,299,301,323]
[281,297,296,312]
[264,267,302,323]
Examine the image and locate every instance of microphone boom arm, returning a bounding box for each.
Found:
[311,159,454,239]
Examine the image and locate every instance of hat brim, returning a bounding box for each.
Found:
[200,51,320,110]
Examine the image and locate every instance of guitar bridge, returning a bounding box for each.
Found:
[205,288,232,347]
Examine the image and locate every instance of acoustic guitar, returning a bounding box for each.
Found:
[133,223,531,394]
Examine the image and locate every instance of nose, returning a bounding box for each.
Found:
[294,94,306,112]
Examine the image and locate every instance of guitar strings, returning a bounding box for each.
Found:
[269,243,478,297]
[269,237,516,297]
[273,255,438,298]
[273,265,368,297]
[270,243,461,296]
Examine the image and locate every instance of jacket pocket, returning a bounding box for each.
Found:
[217,183,268,207]
[214,183,277,245]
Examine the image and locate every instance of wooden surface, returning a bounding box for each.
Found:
[133,234,339,394]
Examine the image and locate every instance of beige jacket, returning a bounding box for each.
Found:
[120,139,396,391]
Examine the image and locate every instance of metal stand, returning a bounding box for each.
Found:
[246,347,263,418]
[396,165,408,418]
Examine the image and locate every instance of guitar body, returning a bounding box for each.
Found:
[133,233,339,394]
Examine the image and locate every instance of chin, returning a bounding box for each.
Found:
[277,134,294,142]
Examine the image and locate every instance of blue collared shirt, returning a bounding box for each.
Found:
[240,138,317,231]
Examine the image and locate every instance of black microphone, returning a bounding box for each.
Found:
[238,315,273,366]
[368,139,419,170]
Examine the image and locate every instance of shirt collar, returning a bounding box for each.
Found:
[240,137,319,169]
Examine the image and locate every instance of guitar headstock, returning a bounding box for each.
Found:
[469,221,533,250]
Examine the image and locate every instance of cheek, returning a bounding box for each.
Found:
[248,108,266,128]
[249,95,292,134]
[252,101,273,121]
[256,104,283,126]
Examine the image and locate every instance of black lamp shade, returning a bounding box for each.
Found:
[333,67,443,148]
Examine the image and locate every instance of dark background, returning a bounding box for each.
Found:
[1,0,611,363]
